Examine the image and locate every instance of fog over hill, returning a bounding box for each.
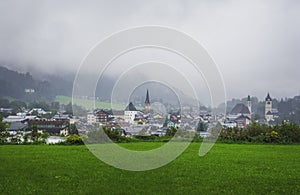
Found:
[0,66,72,102]
[0,66,199,108]
[2,65,300,110]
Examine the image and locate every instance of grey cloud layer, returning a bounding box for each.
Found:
[0,0,299,100]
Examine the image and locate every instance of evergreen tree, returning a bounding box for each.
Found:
[0,115,9,144]
[197,120,208,132]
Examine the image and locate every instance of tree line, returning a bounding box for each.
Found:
[219,121,300,143]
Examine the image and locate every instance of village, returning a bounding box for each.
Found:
[0,87,280,144]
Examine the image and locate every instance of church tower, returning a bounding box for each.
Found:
[144,89,150,114]
[265,92,273,121]
[247,95,252,116]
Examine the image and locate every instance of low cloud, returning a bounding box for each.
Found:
[0,0,299,100]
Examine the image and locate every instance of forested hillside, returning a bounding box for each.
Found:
[0,66,72,102]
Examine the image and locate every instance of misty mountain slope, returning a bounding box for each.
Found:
[0,66,72,102]
[0,66,35,98]
[0,65,204,107]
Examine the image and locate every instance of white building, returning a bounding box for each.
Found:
[87,111,97,124]
[124,102,139,123]
[222,120,237,128]
[29,108,51,115]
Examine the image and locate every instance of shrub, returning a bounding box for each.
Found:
[219,121,300,144]
[165,127,177,137]
[66,134,83,145]
[84,127,133,144]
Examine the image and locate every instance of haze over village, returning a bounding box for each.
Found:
[1,63,300,142]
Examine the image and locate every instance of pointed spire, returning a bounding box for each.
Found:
[145,89,150,104]
[266,92,272,101]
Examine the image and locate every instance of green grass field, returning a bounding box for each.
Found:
[0,143,300,194]
[55,95,142,110]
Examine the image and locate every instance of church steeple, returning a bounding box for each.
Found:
[247,95,252,116]
[144,89,150,114]
[265,92,272,101]
[265,92,273,122]
[145,89,150,104]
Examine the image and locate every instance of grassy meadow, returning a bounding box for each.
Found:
[0,143,300,194]
[55,95,142,110]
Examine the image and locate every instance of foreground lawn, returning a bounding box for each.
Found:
[0,143,300,194]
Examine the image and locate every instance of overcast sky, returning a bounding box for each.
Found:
[0,0,299,101]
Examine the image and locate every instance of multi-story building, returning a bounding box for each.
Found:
[87,109,113,125]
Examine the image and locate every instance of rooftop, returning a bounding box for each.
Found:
[230,103,250,115]
[125,102,137,111]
